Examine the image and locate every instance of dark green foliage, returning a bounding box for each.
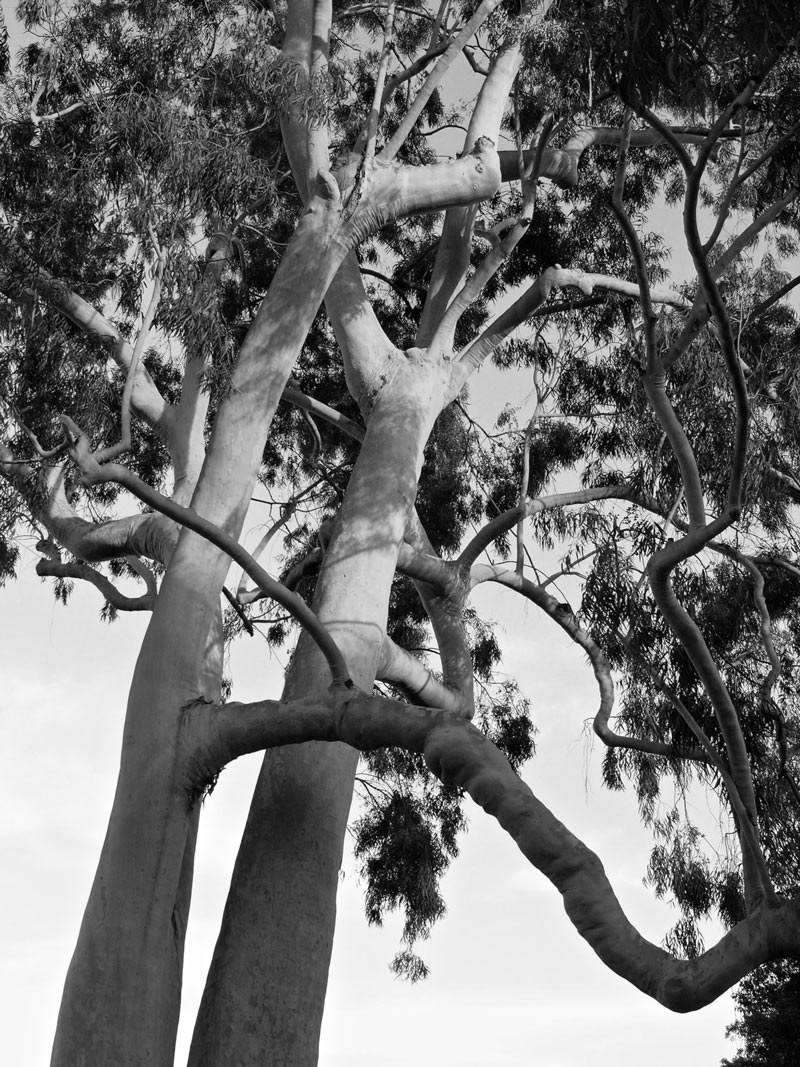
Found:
[354,789,454,980]
[354,668,534,975]
[722,960,800,1067]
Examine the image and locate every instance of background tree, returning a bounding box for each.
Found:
[721,960,800,1067]
[2,1,800,1064]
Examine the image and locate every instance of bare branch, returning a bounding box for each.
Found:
[357,137,503,241]
[282,376,367,442]
[428,114,555,354]
[416,2,553,348]
[323,254,398,413]
[94,238,167,465]
[610,110,658,375]
[359,0,396,165]
[647,525,769,904]
[748,273,800,322]
[379,40,449,106]
[472,561,702,762]
[498,124,746,189]
[308,0,333,179]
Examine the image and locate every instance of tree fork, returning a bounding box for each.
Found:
[189,353,450,1065]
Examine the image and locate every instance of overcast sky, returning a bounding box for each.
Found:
[0,4,743,1064]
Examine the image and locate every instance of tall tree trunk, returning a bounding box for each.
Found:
[51,201,348,1067]
[189,356,448,1065]
[50,601,223,1067]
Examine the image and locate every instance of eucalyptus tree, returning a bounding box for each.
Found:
[2,1,800,1065]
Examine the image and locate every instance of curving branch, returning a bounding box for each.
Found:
[35,557,156,612]
[610,110,657,375]
[416,0,553,349]
[376,634,465,713]
[451,267,688,396]
[664,190,798,371]
[471,561,705,763]
[679,107,753,518]
[459,485,634,568]
[647,526,769,904]
[0,442,176,566]
[194,685,800,1011]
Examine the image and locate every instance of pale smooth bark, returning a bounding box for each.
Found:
[189,349,450,1065]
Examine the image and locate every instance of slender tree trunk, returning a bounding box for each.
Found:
[189,355,448,1065]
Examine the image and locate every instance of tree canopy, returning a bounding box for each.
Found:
[721,959,800,1067]
[2,0,800,1063]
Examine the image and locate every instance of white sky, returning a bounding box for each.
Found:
[0,4,743,1063]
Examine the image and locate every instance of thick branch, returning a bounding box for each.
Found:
[353,138,503,239]
[377,635,465,713]
[498,125,746,189]
[198,686,800,1010]
[322,254,399,414]
[0,442,176,565]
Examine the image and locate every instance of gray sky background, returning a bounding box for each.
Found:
[1,3,742,1063]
